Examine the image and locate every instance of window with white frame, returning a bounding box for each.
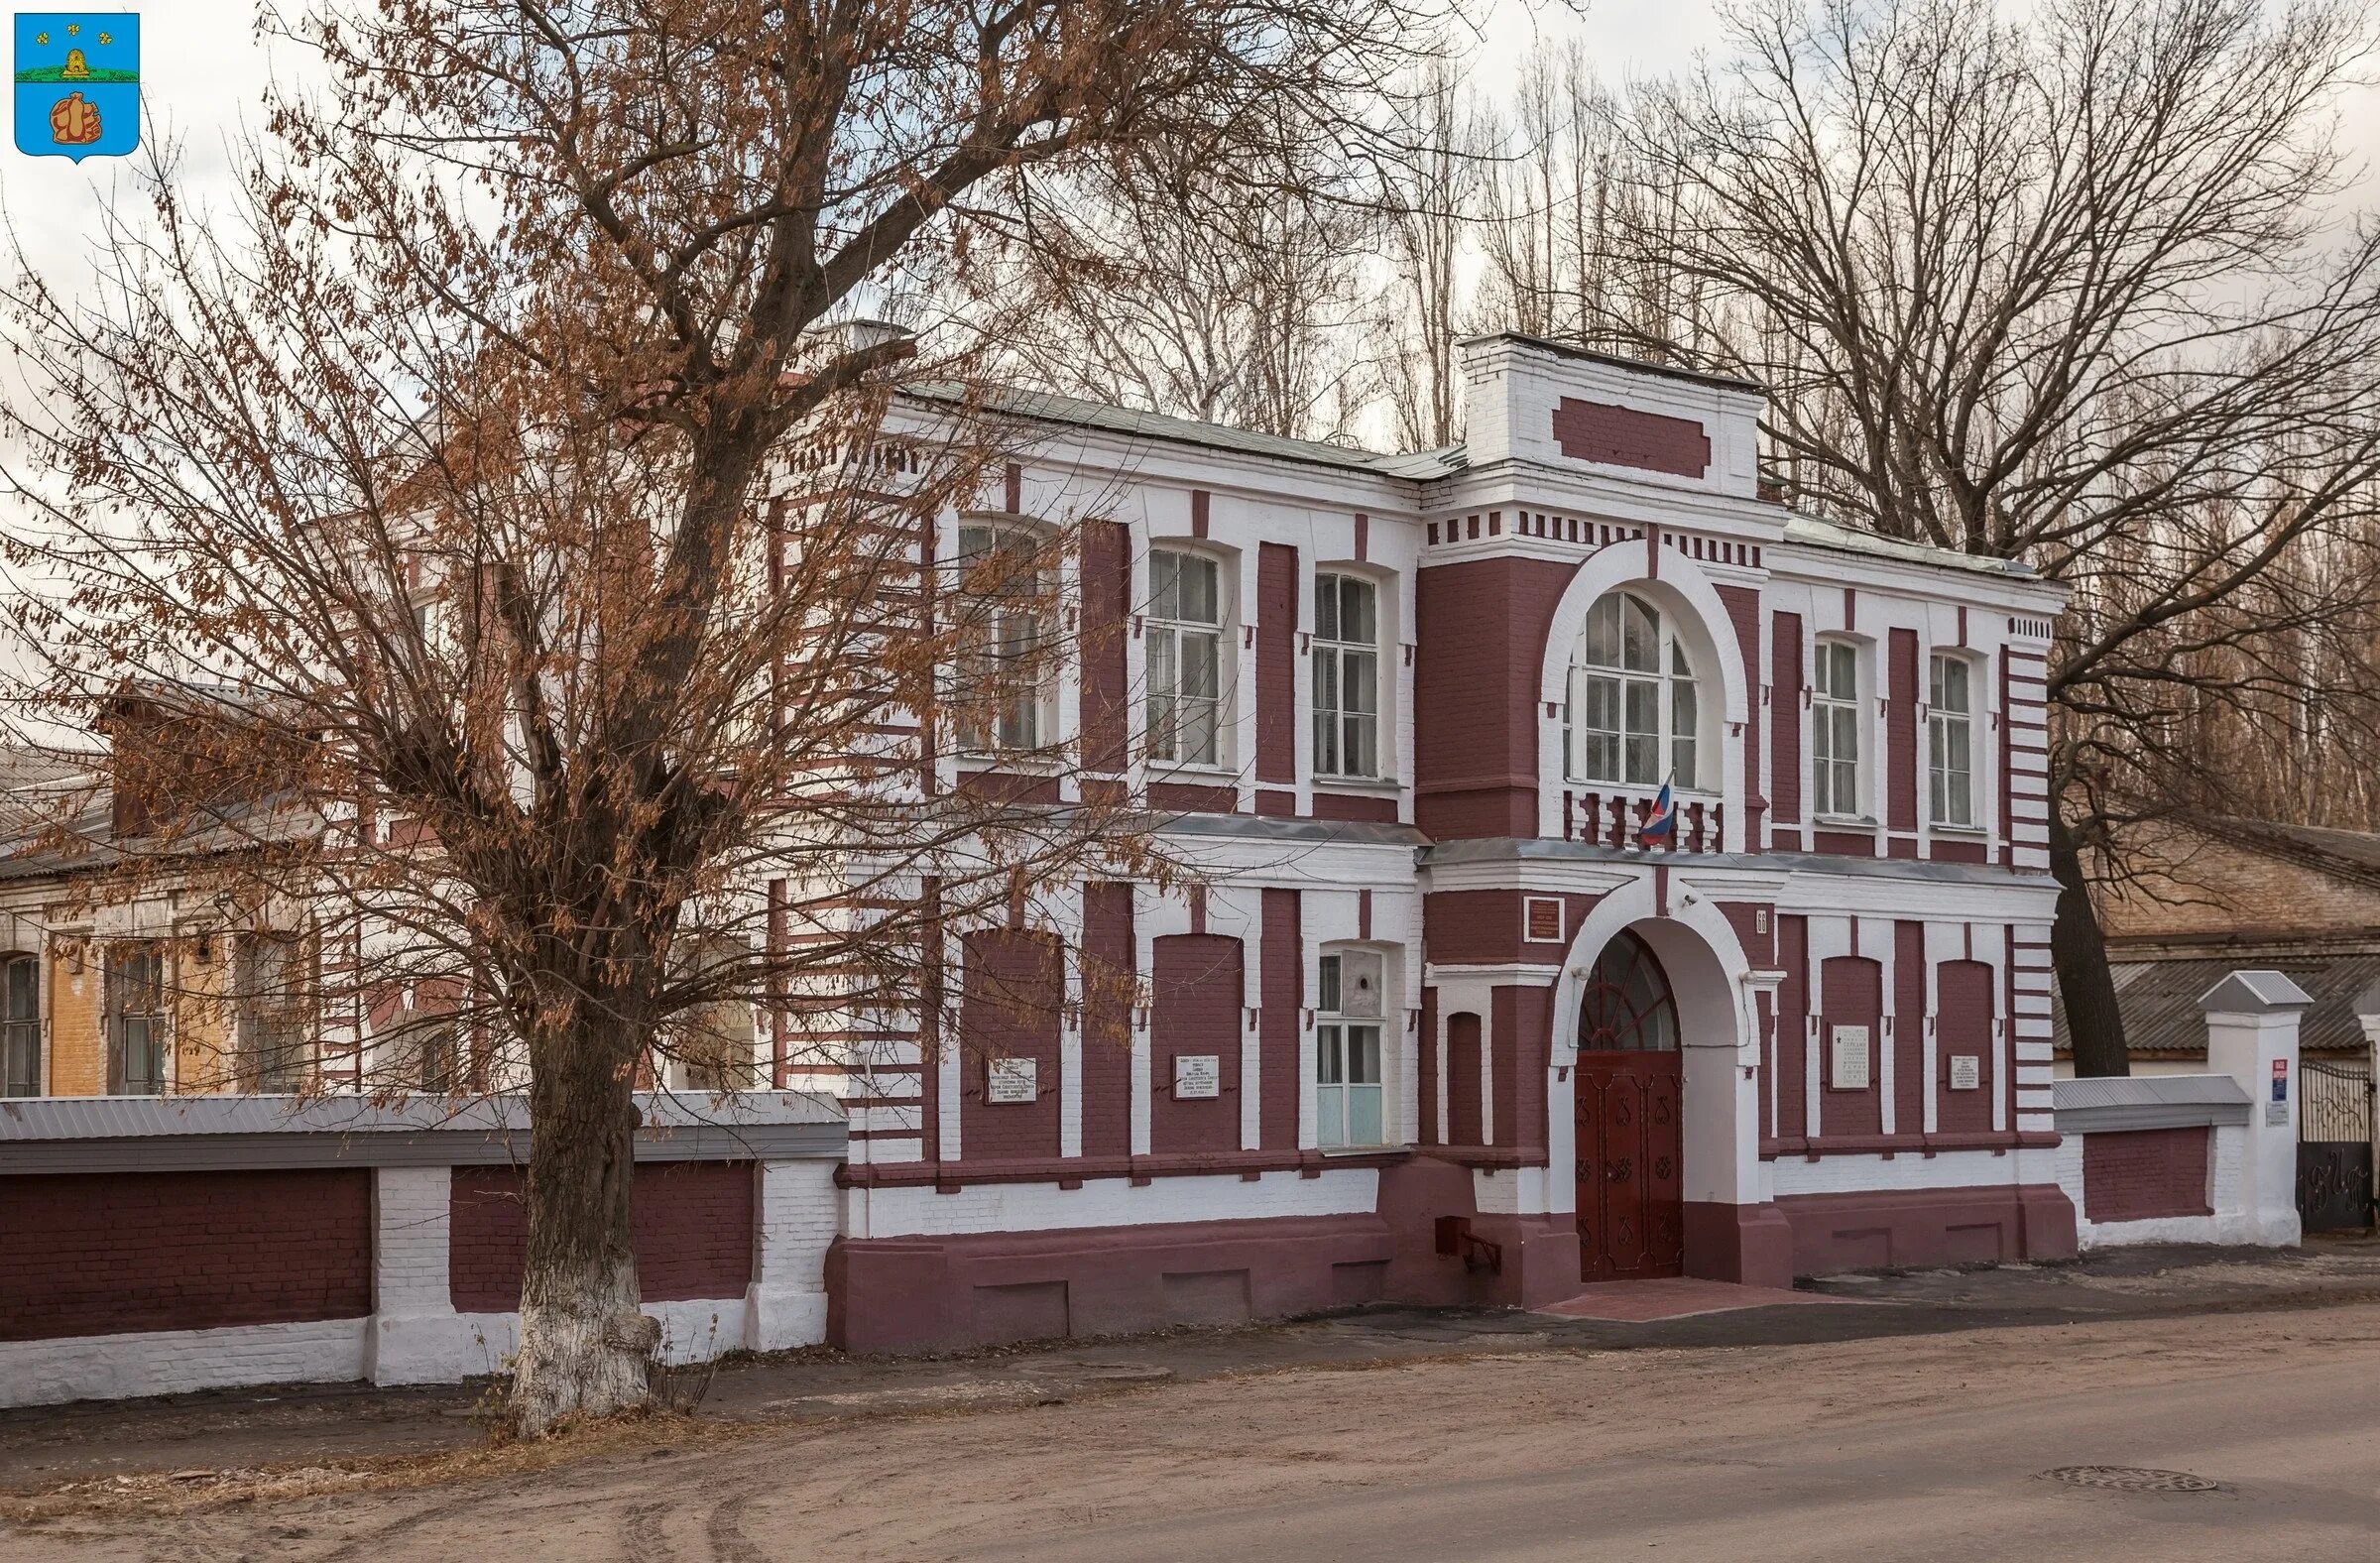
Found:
[1146,547,1226,766]
[1315,951,1386,1148]
[954,521,1054,752]
[1812,638,1863,817]
[1567,592,1702,789]
[1929,652,1977,828]
[1313,571,1379,778]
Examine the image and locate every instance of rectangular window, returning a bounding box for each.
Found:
[1147,548,1226,766]
[955,523,1052,752]
[1669,640,1699,789]
[1,954,37,1097]
[1317,1022,1384,1148]
[235,933,311,1092]
[1929,654,1975,827]
[1812,639,1862,817]
[106,944,167,1097]
[1313,573,1379,778]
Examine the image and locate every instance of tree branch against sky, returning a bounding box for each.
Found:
[0,0,1441,1435]
[1580,0,2380,1075]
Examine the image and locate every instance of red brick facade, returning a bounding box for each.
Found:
[0,1168,371,1341]
[959,928,1064,1161]
[447,1161,757,1312]
[2082,1129,2212,1222]
[1150,933,1244,1152]
[1549,398,1712,478]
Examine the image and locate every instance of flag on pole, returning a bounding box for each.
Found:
[1640,776,1677,843]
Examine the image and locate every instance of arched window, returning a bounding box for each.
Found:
[1576,931,1679,1052]
[1567,593,1701,789]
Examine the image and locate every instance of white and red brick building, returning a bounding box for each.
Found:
[0,335,2085,1386]
[826,334,2076,1348]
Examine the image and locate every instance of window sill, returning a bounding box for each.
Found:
[1146,762,1237,782]
[1318,1142,1405,1157]
[1568,781,1724,805]
[954,751,1067,771]
[1928,822,1988,837]
[1312,776,1403,795]
[1812,813,1877,829]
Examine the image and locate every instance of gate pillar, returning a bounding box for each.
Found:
[2200,970,2312,1248]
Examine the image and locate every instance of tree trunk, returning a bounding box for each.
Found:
[508,1023,654,1437]
[2050,811,2129,1078]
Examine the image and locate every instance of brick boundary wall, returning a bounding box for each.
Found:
[448,1161,759,1311]
[0,1168,371,1342]
[2082,1128,2212,1223]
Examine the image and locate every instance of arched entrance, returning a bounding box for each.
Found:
[1574,929,1685,1279]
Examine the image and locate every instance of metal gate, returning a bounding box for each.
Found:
[2296,1058,2374,1233]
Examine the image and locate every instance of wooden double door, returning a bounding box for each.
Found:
[1574,1050,1685,1279]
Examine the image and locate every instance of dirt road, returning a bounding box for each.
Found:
[12,1299,2380,1560]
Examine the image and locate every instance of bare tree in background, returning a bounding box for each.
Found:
[1373,60,1486,449]
[1599,0,2380,1074]
[0,0,1434,1433]
[1473,41,1707,359]
[970,133,1383,441]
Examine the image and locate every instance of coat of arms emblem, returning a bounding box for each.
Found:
[14,13,136,160]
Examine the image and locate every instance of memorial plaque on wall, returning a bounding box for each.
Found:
[986,1057,1037,1103]
[1830,1024,1870,1090]
[1173,1054,1221,1099]
[1523,897,1564,944]
[1948,1054,1980,1091]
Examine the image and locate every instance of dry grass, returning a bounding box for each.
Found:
[0,1406,747,1525]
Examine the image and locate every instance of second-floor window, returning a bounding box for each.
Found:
[1147,548,1225,766]
[955,521,1054,753]
[1568,593,1701,789]
[235,932,312,1093]
[106,943,166,1097]
[1314,572,1379,778]
[1929,653,1976,828]
[1813,638,1863,817]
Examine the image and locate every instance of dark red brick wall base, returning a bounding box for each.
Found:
[0,1168,371,1342]
[449,1162,756,1312]
[1775,1183,2077,1273]
[825,1213,1393,1354]
[2082,1129,2212,1222]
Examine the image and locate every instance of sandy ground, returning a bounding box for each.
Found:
[10,1299,2380,1561]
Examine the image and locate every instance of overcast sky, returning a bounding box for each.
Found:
[0,1,2373,313]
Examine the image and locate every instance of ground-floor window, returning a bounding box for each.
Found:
[1316,1022,1383,1147]
[1,953,36,1096]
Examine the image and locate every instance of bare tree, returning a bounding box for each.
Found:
[1599,0,2380,1074]
[1472,40,1708,360]
[968,133,1383,441]
[1373,60,1487,449]
[0,0,1433,1433]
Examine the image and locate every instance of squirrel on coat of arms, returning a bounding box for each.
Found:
[51,90,100,146]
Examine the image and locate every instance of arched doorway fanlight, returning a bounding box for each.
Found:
[1576,930,1679,1052]
[1566,592,1700,789]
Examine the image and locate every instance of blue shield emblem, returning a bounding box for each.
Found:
[15,13,136,161]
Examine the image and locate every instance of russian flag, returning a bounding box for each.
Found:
[1641,777,1677,843]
